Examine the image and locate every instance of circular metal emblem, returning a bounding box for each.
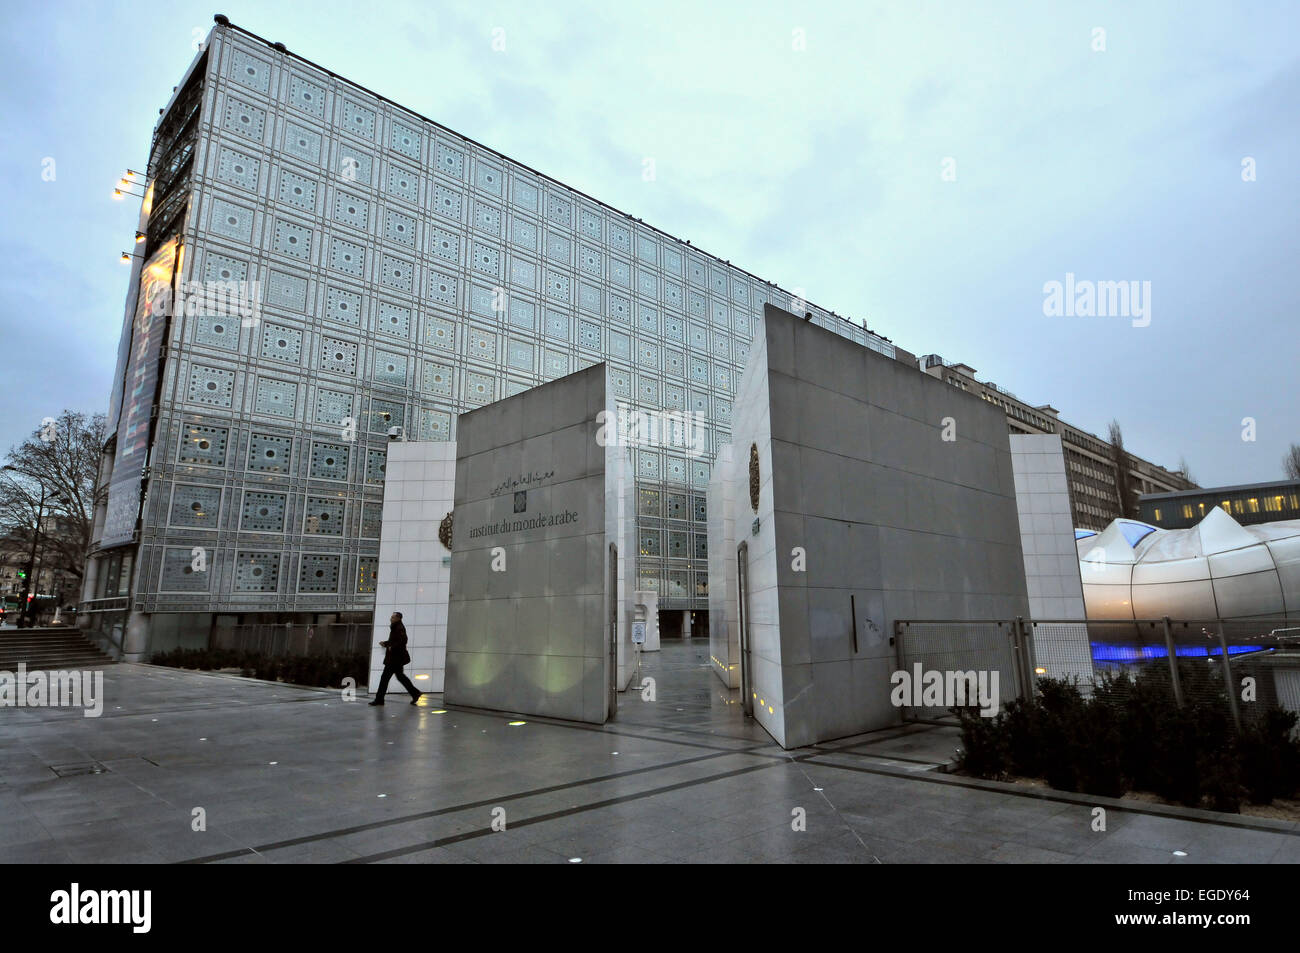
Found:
[438,511,453,551]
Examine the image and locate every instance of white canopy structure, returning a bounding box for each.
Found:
[1076,509,1300,621]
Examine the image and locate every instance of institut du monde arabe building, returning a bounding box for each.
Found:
[81,16,907,657]
[81,16,1190,659]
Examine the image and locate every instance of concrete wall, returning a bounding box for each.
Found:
[706,444,739,687]
[726,324,786,743]
[371,440,456,692]
[1010,435,1086,620]
[146,613,214,654]
[444,364,627,723]
[604,422,638,695]
[719,306,1031,748]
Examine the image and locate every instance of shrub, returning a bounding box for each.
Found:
[952,664,1300,813]
[955,707,1011,780]
[1141,704,1201,806]
[1239,708,1300,805]
[1073,697,1127,798]
[1003,697,1045,777]
[1198,743,1246,813]
[1033,677,1087,792]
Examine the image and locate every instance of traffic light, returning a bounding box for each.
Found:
[17,569,26,579]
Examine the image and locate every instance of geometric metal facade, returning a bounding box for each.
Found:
[118,20,896,624]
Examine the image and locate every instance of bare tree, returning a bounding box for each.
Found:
[1108,419,1135,520]
[1284,443,1300,480]
[1177,455,1196,485]
[0,410,108,586]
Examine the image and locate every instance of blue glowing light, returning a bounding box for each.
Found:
[1090,642,1267,663]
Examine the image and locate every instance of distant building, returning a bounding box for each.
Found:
[919,356,1196,531]
[1139,479,1300,529]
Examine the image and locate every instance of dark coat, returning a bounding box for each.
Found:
[384,620,411,666]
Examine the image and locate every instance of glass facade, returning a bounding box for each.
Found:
[95,23,896,636]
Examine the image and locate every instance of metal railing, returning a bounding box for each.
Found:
[211,623,370,658]
[895,616,1300,732]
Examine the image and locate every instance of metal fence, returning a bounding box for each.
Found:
[211,623,371,658]
[895,616,1300,732]
[891,619,1033,723]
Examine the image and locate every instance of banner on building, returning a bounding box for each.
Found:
[100,238,178,549]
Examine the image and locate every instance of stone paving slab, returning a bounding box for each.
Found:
[0,645,1296,864]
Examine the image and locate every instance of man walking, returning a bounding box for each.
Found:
[369,611,422,706]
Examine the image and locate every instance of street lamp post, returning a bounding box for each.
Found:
[2,465,70,628]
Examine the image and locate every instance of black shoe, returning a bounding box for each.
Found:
[409,694,421,705]
[368,700,384,706]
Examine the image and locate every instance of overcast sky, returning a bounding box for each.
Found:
[1,0,1296,487]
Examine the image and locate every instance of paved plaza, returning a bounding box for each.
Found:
[2,642,1297,864]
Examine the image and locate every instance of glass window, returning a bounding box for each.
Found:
[116,554,133,596]
[99,554,120,599]
[1119,522,1157,547]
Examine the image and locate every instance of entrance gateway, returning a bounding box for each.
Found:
[442,363,637,725]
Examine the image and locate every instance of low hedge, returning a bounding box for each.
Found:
[956,666,1300,813]
[150,647,368,689]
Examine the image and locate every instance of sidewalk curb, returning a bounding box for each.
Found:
[801,751,1300,835]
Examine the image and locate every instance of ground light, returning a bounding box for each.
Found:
[508,721,526,726]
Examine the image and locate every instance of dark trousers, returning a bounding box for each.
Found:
[375,662,420,702]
